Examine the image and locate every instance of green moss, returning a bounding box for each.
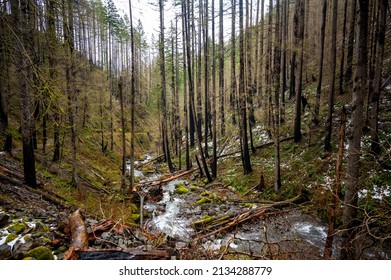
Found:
[174,182,184,188]
[243,203,255,208]
[174,186,189,195]
[195,197,212,205]
[40,237,52,246]
[23,235,32,242]
[189,185,198,191]
[200,191,211,197]
[130,214,140,222]
[23,257,35,260]
[5,233,18,243]
[25,246,54,260]
[7,222,27,234]
[192,215,212,228]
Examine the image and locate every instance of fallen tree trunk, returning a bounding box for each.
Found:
[217,136,295,159]
[135,168,196,189]
[135,154,164,168]
[69,248,171,260]
[64,210,89,260]
[193,195,303,241]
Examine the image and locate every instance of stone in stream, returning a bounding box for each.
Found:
[11,239,34,260]
[0,244,11,259]
[0,213,10,228]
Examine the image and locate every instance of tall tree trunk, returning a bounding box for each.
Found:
[344,0,357,88]
[204,0,210,158]
[219,0,225,137]
[11,0,37,188]
[159,0,174,173]
[63,0,78,186]
[324,0,339,153]
[181,2,191,171]
[293,0,305,143]
[119,77,126,188]
[314,0,327,126]
[338,0,349,96]
[239,0,252,175]
[230,0,237,125]
[369,0,387,156]
[273,0,282,192]
[341,0,369,260]
[211,0,218,178]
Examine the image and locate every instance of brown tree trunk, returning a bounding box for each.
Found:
[341,0,369,260]
[314,0,327,126]
[369,0,387,156]
[294,0,305,143]
[219,0,225,137]
[324,0,339,153]
[239,0,252,175]
[159,0,174,173]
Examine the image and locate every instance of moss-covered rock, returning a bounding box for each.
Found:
[5,233,18,243]
[23,257,35,260]
[7,222,27,234]
[190,185,198,191]
[174,186,189,195]
[195,197,212,205]
[192,215,212,229]
[25,246,54,260]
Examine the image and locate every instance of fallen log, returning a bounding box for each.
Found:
[193,195,302,241]
[135,168,196,189]
[64,210,89,260]
[217,136,295,159]
[135,154,164,168]
[68,248,170,260]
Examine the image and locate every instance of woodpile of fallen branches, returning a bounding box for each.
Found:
[63,210,171,260]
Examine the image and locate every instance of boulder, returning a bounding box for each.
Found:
[25,246,54,260]
[0,244,11,259]
[11,239,34,260]
[0,213,10,228]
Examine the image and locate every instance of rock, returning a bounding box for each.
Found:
[5,233,18,243]
[25,246,54,260]
[101,232,111,240]
[0,213,10,228]
[11,239,34,260]
[0,244,11,259]
[7,222,27,234]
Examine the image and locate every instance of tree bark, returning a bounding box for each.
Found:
[159,0,174,173]
[314,0,327,126]
[293,0,305,143]
[341,0,369,260]
[324,0,338,153]
[239,0,252,175]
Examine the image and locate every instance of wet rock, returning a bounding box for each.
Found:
[0,244,11,259]
[0,214,10,228]
[101,232,111,240]
[11,239,34,260]
[7,222,27,234]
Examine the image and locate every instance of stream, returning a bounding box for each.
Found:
[130,154,343,259]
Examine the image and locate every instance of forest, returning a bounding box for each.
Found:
[0,0,390,260]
